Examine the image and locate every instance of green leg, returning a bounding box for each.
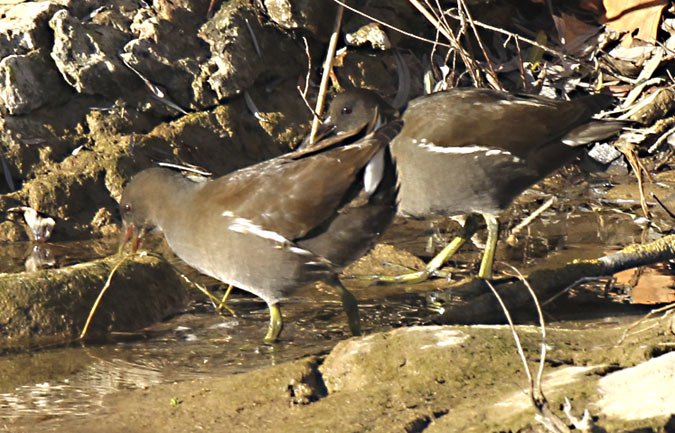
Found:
[263,303,283,343]
[478,214,499,280]
[217,285,237,316]
[351,214,480,284]
[330,277,362,336]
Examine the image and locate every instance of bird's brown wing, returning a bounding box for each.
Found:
[196,120,402,241]
[401,89,613,159]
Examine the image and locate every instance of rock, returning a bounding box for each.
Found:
[345,23,392,50]
[263,0,338,41]
[122,5,216,111]
[41,314,675,432]
[320,326,470,393]
[198,1,304,99]
[49,9,137,97]
[0,253,190,349]
[0,1,60,59]
[0,49,70,115]
[596,351,675,421]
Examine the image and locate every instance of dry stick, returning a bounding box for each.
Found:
[458,0,503,90]
[431,0,454,37]
[308,6,344,145]
[330,0,451,48]
[616,302,675,345]
[651,192,675,219]
[296,36,321,122]
[506,197,556,246]
[444,10,573,63]
[491,264,574,433]
[617,144,652,219]
[439,234,675,325]
[502,264,547,402]
[332,0,579,69]
[541,276,615,306]
[408,0,480,86]
[297,36,314,98]
[79,255,131,340]
[514,38,529,91]
[483,280,534,383]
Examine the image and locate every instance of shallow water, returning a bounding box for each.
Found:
[1,172,673,428]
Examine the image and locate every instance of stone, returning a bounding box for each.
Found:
[198,2,303,99]
[596,351,675,421]
[0,1,60,59]
[49,9,136,97]
[0,49,69,115]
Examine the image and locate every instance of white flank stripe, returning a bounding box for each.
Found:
[222,210,234,217]
[419,142,494,155]
[420,142,523,163]
[228,217,289,244]
[485,149,507,157]
[289,246,313,256]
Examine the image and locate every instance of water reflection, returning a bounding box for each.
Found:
[0,238,119,274]
[24,244,57,272]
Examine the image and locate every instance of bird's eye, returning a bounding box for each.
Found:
[123,203,132,213]
[341,106,352,115]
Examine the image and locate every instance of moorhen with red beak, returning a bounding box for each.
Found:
[120,119,401,342]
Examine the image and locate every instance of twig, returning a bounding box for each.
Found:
[506,197,556,247]
[444,10,574,63]
[308,5,344,145]
[458,0,502,90]
[483,279,533,383]
[330,0,452,48]
[177,272,237,317]
[79,254,132,339]
[541,276,615,306]
[648,124,675,153]
[244,18,262,58]
[651,193,675,219]
[157,162,212,176]
[439,234,675,324]
[504,265,548,398]
[298,36,312,99]
[407,0,481,86]
[616,302,675,345]
[514,38,529,92]
[616,143,652,219]
[296,37,322,125]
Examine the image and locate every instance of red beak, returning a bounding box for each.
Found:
[119,224,144,254]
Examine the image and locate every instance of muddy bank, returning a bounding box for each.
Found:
[8,311,672,433]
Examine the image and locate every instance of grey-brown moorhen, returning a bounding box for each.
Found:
[120,119,401,342]
[322,87,624,281]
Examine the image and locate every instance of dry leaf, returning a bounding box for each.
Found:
[602,0,668,43]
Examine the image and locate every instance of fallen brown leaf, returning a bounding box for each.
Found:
[602,0,668,43]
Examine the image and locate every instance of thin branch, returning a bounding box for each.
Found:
[484,279,533,384]
[444,10,574,62]
[80,255,131,339]
[308,5,344,145]
[408,0,481,86]
[616,302,675,345]
[506,196,556,247]
[438,234,675,324]
[330,0,452,48]
[458,0,502,90]
[296,37,322,126]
